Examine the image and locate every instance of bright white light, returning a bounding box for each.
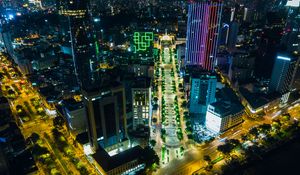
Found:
[83,144,94,155]
[277,56,291,61]
[8,14,14,20]
[94,18,100,22]
[286,0,300,7]
[205,110,222,133]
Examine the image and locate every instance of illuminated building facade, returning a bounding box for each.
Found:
[185,0,223,70]
[131,78,152,130]
[133,32,154,59]
[205,87,244,133]
[205,101,244,133]
[83,84,127,151]
[189,73,217,123]
[269,55,299,94]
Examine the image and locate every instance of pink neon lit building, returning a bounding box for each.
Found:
[185,0,223,71]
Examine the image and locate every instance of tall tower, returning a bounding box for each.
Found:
[189,73,217,124]
[269,55,299,94]
[185,0,223,71]
[59,0,100,91]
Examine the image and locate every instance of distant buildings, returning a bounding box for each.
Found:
[189,73,217,124]
[206,88,244,133]
[62,0,100,90]
[185,0,223,70]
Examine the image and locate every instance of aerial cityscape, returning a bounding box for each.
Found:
[1,0,300,175]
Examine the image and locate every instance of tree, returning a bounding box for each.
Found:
[32,144,49,157]
[141,146,159,172]
[249,127,259,138]
[259,123,272,133]
[203,155,211,163]
[178,83,183,88]
[221,158,242,175]
[53,116,65,128]
[181,101,187,108]
[241,134,248,142]
[217,144,233,155]
[227,139,240,147]
[150,140,156,147]
[29,132,40,144]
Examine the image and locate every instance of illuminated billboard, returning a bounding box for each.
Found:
[133,32,154,54]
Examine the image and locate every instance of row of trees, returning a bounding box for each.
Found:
[215,114,300,174]
[29,133,62,175]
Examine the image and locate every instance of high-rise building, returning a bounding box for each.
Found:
[59,0,100,90]
[189,73,217,123]
[131,78,152,130]
[0,18,14,56]
[83,83,127,151]
[269,55,299,94]
[185,0,223,70]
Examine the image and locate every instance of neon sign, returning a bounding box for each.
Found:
[133,32,154,53]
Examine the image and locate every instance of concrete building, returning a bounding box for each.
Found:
[206,88,244,133]
[83,83,127,152]
[185,0,223,70]
[62,98,87,135]
[131,78,152,130]
[269,55,299,94]
[189,73,217,123]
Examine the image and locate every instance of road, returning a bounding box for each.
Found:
[0,52,97,174]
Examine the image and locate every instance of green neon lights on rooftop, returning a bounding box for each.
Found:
[133,32,154,53]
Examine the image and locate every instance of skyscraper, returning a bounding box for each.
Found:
[269,55,299,94]
[185,0,223,70]
[59,0,100,90]
[0,18,14,57]
[83,83,127,151]
[189,73,217,123]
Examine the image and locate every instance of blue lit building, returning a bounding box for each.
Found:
[269,55,299,94]
[189,73,217,124]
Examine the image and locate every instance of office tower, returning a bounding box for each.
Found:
[185,0,223,71]
[227,22,239,50]
[0,18,14,57]
[83,83,127,151]
[59,0,100,90]
[132,78,152,130]
[189,73,217,123]
[269,55,299,94]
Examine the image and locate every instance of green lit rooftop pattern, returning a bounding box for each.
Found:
[133,32,154,53]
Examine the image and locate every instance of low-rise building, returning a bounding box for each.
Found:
[92,146,145,175]
[62,98,87,135]
[206,88,244,133]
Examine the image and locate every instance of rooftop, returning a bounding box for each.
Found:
[210,87,244,117]
[132,77,151,88]
[92,146,144,172]
[239,87,280,109]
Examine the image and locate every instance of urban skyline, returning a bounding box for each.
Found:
[1,0,300,175]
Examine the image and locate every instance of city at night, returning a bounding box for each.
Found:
[1,0,300,175]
